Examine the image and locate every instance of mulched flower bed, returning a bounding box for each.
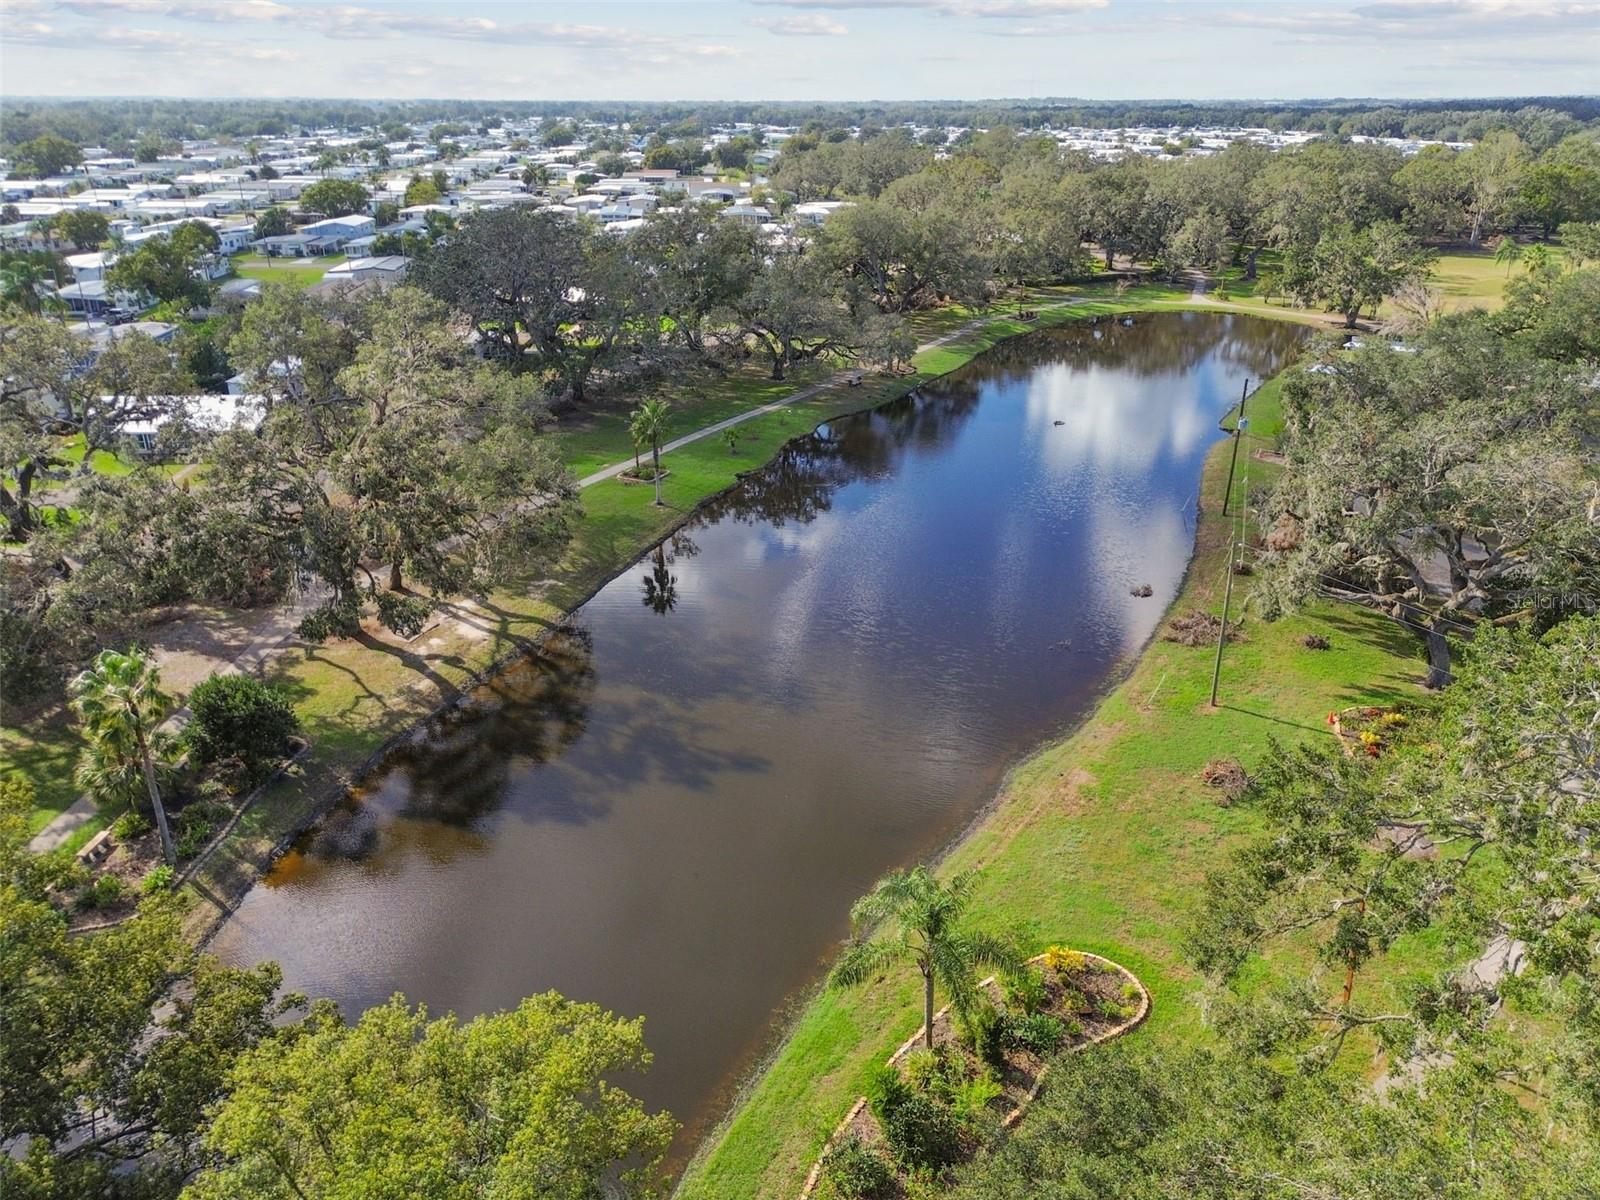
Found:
[803,950,1149,1199]
[618,466,671,485]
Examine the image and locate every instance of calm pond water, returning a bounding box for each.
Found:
[212,312,1303,1159]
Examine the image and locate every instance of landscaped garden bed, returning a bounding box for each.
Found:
[618,465,671,485]
[41,667,307,931]
[803,949,1148,1199]
[52,734,309,931]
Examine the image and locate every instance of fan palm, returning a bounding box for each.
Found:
[628,398,672,507]
[830,865,1022,1050]
[70,648,178,865]
[1520,243,1554,275]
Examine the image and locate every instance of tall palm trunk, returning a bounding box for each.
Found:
[651,441,663,506]
[135,725,175,866]
[921,963,936,1050]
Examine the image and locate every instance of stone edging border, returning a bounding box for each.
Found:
[797,950,1151,1199]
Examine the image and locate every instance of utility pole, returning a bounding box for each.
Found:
[1210,550,1236,709]
[1211,414,1248,708]
[1220,377,1250,517]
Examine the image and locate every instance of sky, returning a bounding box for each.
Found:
[1,0,1597,103]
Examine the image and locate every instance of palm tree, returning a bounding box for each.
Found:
[628,398,672,507]
[0,254,50,315]
[830,866,1022,1050]
[70,648,177,865]
[1520,243,1554,276]
[1494,235,1523,275]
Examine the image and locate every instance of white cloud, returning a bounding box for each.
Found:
[54,0,296,21]
[751,0,1106,14]
[9,12,297,57]
[753,12,851,34]
[38,0,740,62]
[1199,0,1600,40]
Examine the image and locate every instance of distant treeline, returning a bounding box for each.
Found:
[4,96,1599,155]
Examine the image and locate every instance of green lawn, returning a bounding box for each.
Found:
[675,345,1443,1200]
[1204,248,1518,323]
[57,432,134,477]
[1415,247,1547,314]
[230,252,345,290]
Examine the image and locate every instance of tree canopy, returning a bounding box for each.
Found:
[182,993,676,1200]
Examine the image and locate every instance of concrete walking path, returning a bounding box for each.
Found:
[577,299,1078,488]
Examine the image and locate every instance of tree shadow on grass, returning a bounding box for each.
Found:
[1314,606,1429,664]
[433,595,559,652]
[350,629,465,699]
[1331,679,1430,709]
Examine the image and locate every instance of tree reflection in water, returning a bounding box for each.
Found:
[308,629,600,861]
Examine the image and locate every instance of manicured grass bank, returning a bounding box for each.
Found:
[674,341,1435,1200]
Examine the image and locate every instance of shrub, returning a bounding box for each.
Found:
[1042,946,1087,976]
[112,810,153,840]
[881,1091,963,1171]
[77,873,124,910]
[141,865,176,894]
[948,1074,1003,1129]
[960,1001,1008,1073]
[821,1135,893,1200]
[174,798,229,859]
[1003,966,1048,1016]
[1003,1012,1066,1056]
[176,824,212,859]
[901,1048,941,1093]
[184,674,299,776]
[906,1048,977,1108]
[866,1062,913,1125]
[1096,997,1137,1022]
[1301,633,1331,650]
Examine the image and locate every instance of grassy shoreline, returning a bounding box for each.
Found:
[673,329,1435,1199]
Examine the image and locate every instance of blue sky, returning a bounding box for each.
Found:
[2,0,1597,102]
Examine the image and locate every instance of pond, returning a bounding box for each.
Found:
[211,311,1305,1163]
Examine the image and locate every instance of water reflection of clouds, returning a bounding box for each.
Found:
[1025,363,1220,474]
[1086,499,1193,657]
